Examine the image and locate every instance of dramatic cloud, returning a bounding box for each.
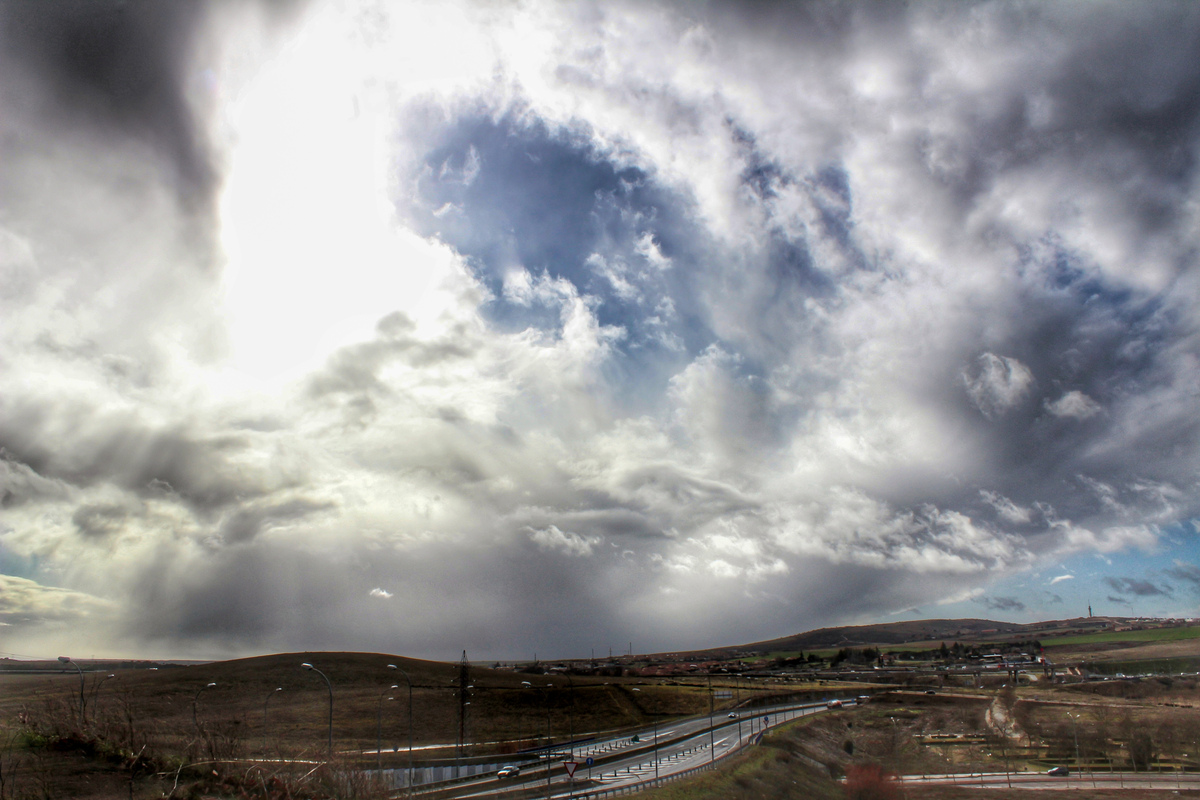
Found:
[2,0,1200,660]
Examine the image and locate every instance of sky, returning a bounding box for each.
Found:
[1,0,1200,662]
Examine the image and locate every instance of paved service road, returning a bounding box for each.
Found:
[898,772,1200,791]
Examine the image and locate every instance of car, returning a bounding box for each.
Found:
[925,689,936,695]
[1047,766,1069,776]
[826,700,843,709]
[497,765,521,778]
[728,712,739,718]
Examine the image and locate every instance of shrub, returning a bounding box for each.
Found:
[844,763,901,800]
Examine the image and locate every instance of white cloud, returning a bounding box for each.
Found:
[1046,390,1102,419]
[1049,574,1074,585]
[369,588,394,599]
[526,525,601,557]
[963,353,1034,419]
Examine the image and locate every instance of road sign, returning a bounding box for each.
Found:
[585,757,594,766]
[564,761,579,778]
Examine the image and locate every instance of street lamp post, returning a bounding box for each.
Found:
[387,664,414,796]
[301,663,334,761]
[632,688,658,780]
[262,687,282,758]
[90,673,116,721]
[563,673,575,759]
[377,686,397,779]
[706,672,715,765]
[522,681,552,800]
[57,657,85,727]
[193,682,217,735]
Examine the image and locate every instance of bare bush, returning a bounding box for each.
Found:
[844,763,901,800]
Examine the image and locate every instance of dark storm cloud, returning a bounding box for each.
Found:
[0,1,216,216]
[1104,576,1171,597]
[217,497,335,546]
[72,503,129,539]
[0,398,276,514]
[0,448,69,508]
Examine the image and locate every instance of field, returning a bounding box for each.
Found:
[6,616,1200,797]
[1041,626,1200,648]
[0,653,848,799]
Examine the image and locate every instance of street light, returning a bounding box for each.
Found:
[193,682,217,734]
[57,657,85,727]
[91,673,116,721]
[562,673,576,759]
[377,685,397,778]
[706,672,715,765]
[632,688,658,780]
[262,687,282,758]
[522,680,553,800]
[301,663,334,761]
[387,664,414,797]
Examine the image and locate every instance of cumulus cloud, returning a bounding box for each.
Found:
[1045,391,1103,420]
[963,354,1035,419]
[2,0,1200,659]
[526,525,602,557]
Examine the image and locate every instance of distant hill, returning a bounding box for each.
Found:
[652,616,1126,662]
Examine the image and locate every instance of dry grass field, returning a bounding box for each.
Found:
[5,629,1200,798]
[0,653,843,798]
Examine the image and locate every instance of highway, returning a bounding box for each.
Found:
[430,698,856,799]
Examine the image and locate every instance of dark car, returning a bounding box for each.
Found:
[1047,766,1069,776]
[497,765,520,778]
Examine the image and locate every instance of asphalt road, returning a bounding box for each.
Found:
[898,771,1200,790]
[441,698,854,799]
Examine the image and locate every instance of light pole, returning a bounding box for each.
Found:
[90,673,116,721]
[57,657,85,727]
[521,681,552,745]
[391,666,420,796]
[262,687,282,758]
[632,688,658,780]
[377,686,397,779]
[193,682,217,735]
[706,672,715,764]
[522,680,552,800]
[563,673,575,759]
[301,663,334,761]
